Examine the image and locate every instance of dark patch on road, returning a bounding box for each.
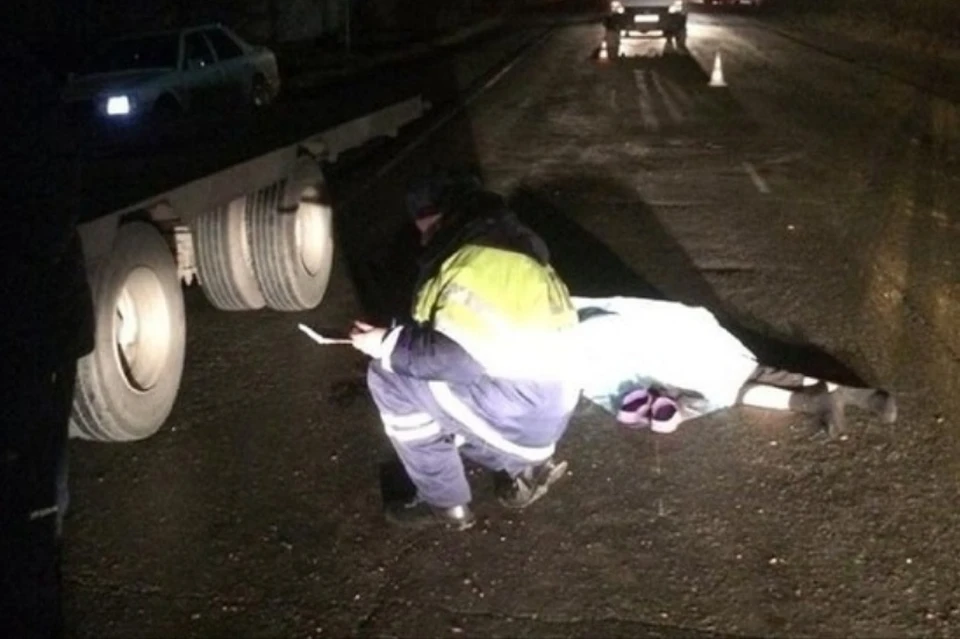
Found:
[326,377,369,408]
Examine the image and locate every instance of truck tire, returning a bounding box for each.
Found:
[194,196,266,311]
[247,162,334,311]
[70,222,186,441]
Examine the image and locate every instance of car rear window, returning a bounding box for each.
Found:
[89,34,179,72]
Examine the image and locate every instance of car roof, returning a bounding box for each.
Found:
[104,24,226,43]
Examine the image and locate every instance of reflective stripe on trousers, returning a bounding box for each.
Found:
[380,411,442,443]
[428,381,556,463]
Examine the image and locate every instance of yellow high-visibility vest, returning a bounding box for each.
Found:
[413,245,577,380]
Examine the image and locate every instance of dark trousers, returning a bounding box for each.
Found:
[1,358,76,639]
[367,361,577,508]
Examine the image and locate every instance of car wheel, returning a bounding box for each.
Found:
[152,95,181,122]
[251,75,273,109]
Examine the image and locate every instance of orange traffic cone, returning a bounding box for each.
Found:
[709,51,726,87]
[599,39,609,61]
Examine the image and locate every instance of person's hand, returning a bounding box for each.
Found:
[350,321,387,358]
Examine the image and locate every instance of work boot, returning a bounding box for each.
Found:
[384,496,476,531]
[833,387,898,424]
[788,382,898,437]
[496,458,568,510]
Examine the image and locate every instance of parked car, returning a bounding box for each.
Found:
[606,0,688,46]
[62,24,280,123]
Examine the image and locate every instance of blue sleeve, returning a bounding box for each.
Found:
[381,324,485,383]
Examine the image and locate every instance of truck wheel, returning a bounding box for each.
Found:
[247,162,334,311]
[194,197,266,310]
[70,222,186,441]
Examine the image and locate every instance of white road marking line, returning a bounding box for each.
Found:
[743,161,771,194]
[610,88,617,110]
[655,74,694,112]
[762,151,806,166]
[642,199,713,207]
[651,72,684,123]
[481,59,517,91]
[633,70,660,131]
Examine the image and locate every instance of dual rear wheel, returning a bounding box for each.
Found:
[70,163,334,441]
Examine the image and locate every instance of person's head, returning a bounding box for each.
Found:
[405,167,483,245]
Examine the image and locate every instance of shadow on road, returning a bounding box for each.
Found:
[507,174,867,386]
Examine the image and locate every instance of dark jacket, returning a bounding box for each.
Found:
[384,188,572,383]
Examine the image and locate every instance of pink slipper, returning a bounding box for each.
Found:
[649,397,682,434]
[617,388,653,428]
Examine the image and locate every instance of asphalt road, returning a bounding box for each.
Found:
[64,9,960,638]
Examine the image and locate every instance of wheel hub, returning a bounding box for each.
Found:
[294,202,329,276]
[114,267,170,392]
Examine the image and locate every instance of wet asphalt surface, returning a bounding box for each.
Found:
[64,8,960,639]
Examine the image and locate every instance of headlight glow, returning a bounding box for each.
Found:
[106,95,132,116]
[611,1,625,14]
[669,1,684,13]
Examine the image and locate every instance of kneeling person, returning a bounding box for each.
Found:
[351,171,580,530]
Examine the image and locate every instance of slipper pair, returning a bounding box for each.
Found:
[616,388,682,434]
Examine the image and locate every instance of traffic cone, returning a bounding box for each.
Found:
[599,39,609,61]
[709,51,726,87]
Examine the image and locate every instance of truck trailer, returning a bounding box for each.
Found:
[71,96,429,441]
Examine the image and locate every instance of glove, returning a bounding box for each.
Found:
[350,321,387,359]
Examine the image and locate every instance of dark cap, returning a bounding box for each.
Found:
[405,167,483,220]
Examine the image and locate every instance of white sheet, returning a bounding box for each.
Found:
[570,296,758,415]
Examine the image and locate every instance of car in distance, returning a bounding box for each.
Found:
[606,0,689,46]
[703,0,764,7]
[62,24,280,122]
